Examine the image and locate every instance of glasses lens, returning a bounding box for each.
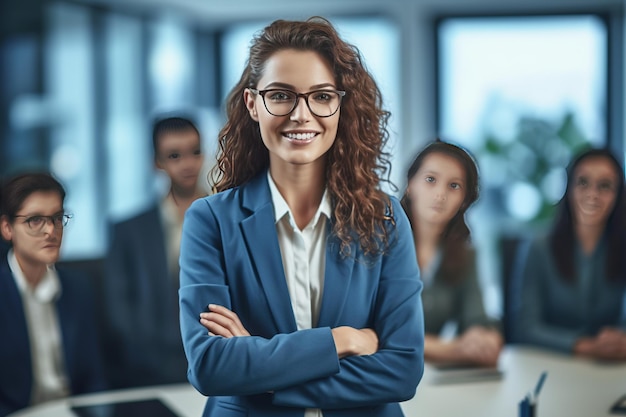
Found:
[263,90,298,117]
[307,91,342,117]
[53,215,65,228]
[26,216,45,231]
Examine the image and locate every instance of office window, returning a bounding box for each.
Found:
[437,14,608,316]
[11,4,218,260]
[438,14,607,223]
[45,3,100,259]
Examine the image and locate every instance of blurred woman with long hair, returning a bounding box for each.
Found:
[516,148,626,359]
[402,139,502,367]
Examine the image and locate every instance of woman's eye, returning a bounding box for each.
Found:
[168,153,180,160]
[599,181,614,191]
[28,216,44,226]
[425,176,435,183]
[268,91,294,102]
[450,183,461,190]
[576,177,588,187]
[312,92,332,102]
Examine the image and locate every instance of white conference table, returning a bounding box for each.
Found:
[8,345,626,417]
[405,345,626,417]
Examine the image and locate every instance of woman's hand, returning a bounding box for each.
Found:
[454,326,503,367]
[331,327,379,359]
[595,327,626,360]
[576,327,626,361]
[199,306,381,360]
[199,304,250,338]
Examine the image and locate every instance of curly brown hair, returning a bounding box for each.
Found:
[210,17,393,257]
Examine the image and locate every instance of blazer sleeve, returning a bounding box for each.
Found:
[179,197,341,397]
[272,198,425,409]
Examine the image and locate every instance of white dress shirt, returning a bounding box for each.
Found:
[8,249,70,404]
[160,195,183,283]
[268,172,331,417]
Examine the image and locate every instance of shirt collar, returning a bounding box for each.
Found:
[267,170,332,229]
[8,249,61,303]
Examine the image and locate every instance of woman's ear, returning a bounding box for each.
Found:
[244,89,259,122]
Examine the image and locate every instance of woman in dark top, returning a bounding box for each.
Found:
[402,139,502,367]
[516,148,626,359]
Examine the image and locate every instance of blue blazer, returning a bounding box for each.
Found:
[0,255,107,417]
[102,205,188,388]
[179,172,424,417]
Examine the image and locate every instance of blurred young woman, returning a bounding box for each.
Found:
[402,140,502,367]
[515,148,626,360]
[0,173,106,417]
[179,17,424,417]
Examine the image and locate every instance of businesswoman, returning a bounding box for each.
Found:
[179,17,424,417]
[0,173,106,417]
[401,140,502,367]
[516,148,626,359]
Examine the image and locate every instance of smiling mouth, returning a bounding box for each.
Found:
[580,203,601,211]
[284,132,318,141]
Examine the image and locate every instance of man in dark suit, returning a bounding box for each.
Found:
[0,172,106,416]
[101,116,206,388]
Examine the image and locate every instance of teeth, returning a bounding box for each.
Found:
[285,132,316,140]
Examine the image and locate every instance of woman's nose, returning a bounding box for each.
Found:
[289,96,312,122]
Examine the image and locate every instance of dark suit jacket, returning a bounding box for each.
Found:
[0,255,106,417]
[102,205,188,388]
[179,172,425,417]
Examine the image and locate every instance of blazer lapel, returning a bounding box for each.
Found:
[241,173,297,334]
[317,233,356,327]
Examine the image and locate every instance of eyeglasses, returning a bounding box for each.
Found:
[13,214,73,234]
[574,177,617,194]
[249,88,346,118]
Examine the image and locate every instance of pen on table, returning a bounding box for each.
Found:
[532,371,548,403]
[519,394,530,417]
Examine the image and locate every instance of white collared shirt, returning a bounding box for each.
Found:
[160,195,183,283]
[267,172,330,417]
[8,250,70,404]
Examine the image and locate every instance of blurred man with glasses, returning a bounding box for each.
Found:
[0,172,106,417]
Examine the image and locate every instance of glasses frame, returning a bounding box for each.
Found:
[13,213,73,233]
[249,88,346,118]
